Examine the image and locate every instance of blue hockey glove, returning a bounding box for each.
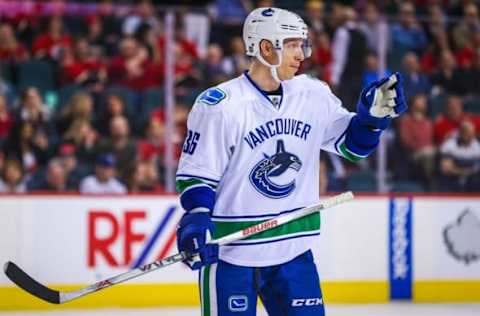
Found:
[357,72,407,130]
[177,212,219,270]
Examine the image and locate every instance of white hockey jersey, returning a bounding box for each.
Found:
[176,73,354,267]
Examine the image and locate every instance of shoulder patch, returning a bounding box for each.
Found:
[198,88,227,106]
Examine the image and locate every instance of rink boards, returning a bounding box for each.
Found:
[0,194,479,310]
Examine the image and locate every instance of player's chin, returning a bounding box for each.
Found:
[282,70,298,80]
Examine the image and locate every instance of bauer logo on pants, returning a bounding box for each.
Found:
[228,295,248,312]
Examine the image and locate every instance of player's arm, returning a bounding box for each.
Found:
[322,72,407,162]
[175,88,232,270]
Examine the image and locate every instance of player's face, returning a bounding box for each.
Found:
[278,38,306,80]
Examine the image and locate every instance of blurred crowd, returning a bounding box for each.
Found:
[0,0,479,194]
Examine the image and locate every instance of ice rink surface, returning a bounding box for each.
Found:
[2,304,480,316]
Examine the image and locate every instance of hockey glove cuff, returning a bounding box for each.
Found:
[177,211,219,270]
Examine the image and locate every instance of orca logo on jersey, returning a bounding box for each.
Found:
[249,140,302,199]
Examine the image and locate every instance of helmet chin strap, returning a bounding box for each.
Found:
[256,50,283,83]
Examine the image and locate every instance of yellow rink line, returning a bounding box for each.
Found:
[414,281,480,302]
[1,281,479,310]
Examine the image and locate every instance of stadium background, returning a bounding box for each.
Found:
[0,0,479,314]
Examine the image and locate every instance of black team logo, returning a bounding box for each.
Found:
[443,209,480,265]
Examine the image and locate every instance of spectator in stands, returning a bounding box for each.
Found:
[362,53,391,88]
[157,20,200,87]
[311,31,332,83]
[0,23,29,63]
[420,5,449,75]
[209,0,253,50]
[222,36,249,76]
[79,153,127,194]
[127,157,160,192]
[359,2,389,59]
[389,2,427,70]
[203,43,231,86]
[95,115,136,182]
[60,38,107,90]
[63,118,98,164]
[108,37,157,91]
[331,5,368,111]
[303,0,325,34]
[57,91,94,134]
[30,158,73,192]
[401,52,431,99]
[122,0,160,36]
[434,95,480,144]
[5,121,51,175]
[13,87,51,127]
[0,95,13,144]
[439,120,480,191]
[452,3,480,52]
[0,68,15,106]
[455,31,480,70]
[431,50,470,96]
[398,94,436,189]
[95,93,128,136]
[56,143,88,189]
[0,159,26,193]
[32,15,72,61]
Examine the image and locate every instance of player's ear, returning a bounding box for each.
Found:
[260,40,279,64]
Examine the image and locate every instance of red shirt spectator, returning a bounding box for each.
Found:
[60,38,106,86]
[313,32,332,83]
[434,95,480,144]
[32,15,72,60]
[0,23,29,63]
[108,37,158,91]
[399,95,434,151]
[157,35,199,82]
[0,95,13,139]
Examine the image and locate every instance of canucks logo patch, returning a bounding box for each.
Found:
[262,8,275,16]
[197,88,226,106]
[249,140,302,199]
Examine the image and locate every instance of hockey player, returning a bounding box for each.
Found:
[176,7,406,316]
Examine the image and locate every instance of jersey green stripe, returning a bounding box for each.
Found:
[213,213,320,241]
[339,142,366,163]
[202,265,211,316]
[176,178,216,193]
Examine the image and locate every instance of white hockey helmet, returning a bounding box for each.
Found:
[243,7,312,81]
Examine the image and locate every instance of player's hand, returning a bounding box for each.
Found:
[357,72,407,130]
[177,212,218,270]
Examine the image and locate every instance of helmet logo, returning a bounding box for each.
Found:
[261,8,275,17]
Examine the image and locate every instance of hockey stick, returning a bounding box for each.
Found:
[4,191,354,304]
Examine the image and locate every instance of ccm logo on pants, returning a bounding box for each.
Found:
[291,298,323,307]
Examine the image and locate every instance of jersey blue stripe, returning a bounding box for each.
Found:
[228,232,320,246]
[181,185,216,212]
[212,207,303,220]
[176,173,220,183]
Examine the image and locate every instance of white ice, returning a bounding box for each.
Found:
[1,304,480,316]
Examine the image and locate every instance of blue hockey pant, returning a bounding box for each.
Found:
[199,250,325,316]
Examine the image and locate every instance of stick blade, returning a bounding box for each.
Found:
[4,261,60,304]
